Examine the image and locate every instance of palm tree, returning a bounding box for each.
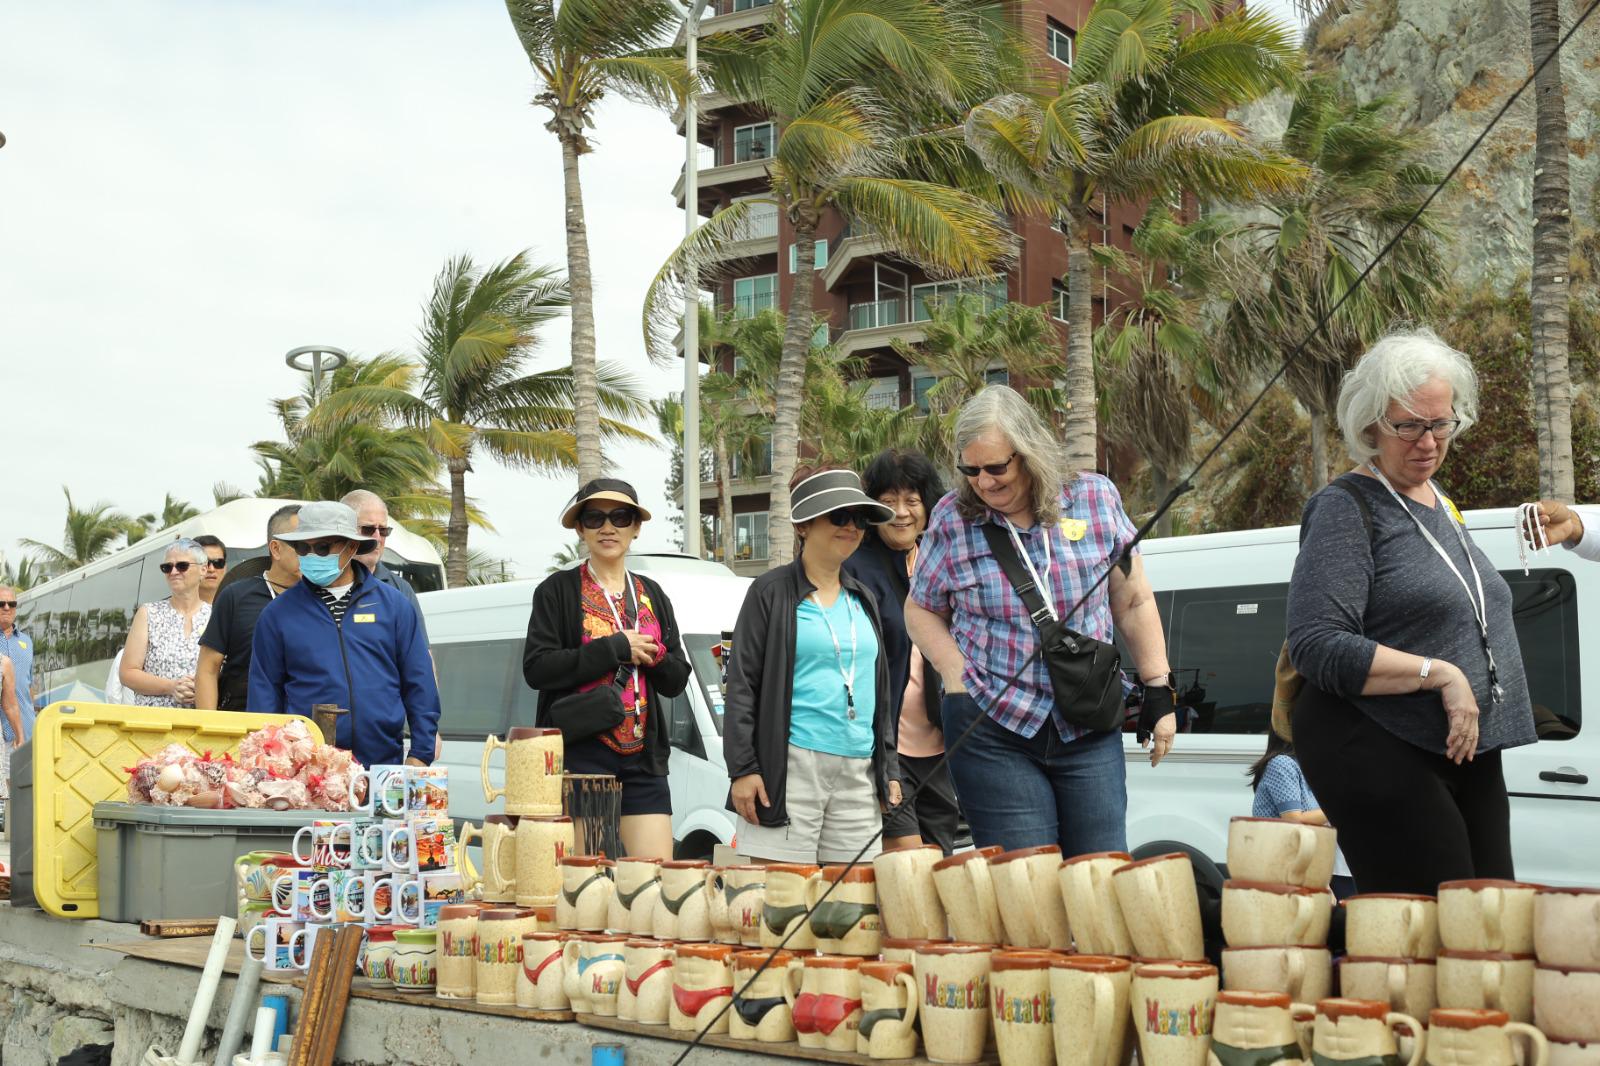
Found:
[0,555,46,593]
[313,252,652,586]
[212,482,249,507]
[1529,0,1574,501]
[20,488,133,576]
[504,0,689,483]
[647,0,1025,566]
[965,0,1304,471]
[125,493,202,544]
[547,541,586,574]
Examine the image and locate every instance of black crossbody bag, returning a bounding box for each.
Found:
[980,524,1125,733]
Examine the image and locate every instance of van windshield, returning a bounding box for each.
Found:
[684,634,728,735]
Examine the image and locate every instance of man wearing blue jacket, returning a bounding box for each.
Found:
[248,501,440,767]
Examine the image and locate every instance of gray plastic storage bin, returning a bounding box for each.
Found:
[93,802,327,924]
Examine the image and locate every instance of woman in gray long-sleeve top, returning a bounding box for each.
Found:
[1287,329,1535,894]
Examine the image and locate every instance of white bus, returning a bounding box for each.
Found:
[15,498,445,705]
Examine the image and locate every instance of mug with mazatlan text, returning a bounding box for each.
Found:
[480,726,563,817]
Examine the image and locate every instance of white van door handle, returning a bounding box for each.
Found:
[1539,769,1589,785]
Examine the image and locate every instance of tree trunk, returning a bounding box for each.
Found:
[1530,0,1575,501]
[446,457,469,588]
[558,126,604,484]
[1152,464,1173,538]
[767,219,818,568]
[1063,206,1098,473]
[716,437,736,565]
[1309,412,1330,491]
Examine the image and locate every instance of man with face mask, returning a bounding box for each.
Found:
[196,505,302,711]
[247,501,441,767]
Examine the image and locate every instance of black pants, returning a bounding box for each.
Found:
[1293,683,1513,894]
[881,752,962,855]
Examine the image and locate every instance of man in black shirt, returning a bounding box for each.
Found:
[195,505,301,711]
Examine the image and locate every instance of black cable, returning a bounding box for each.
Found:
[666,2,1600,1059]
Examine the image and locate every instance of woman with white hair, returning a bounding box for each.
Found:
[905,385,1177,856]
[120,538,213,708]
[1288,328,1536,892]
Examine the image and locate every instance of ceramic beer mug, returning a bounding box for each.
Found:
[1133,961,1220,1066]
[874,843,948,940]
[557,855,614,932]
[1310,998,1424,1066]
[477,906,539,1006]
[1208,990,1314,1066]
[619,938,675,1025]
[931,848,1005,946]
[671,943,735,1035]
[1534,887,1600,970]
[480,725,563,816]
[715,866,766,947]
[474,815,519,904]
[731,950,797,1042]
[1345,895,1441,959]
[914,942,995,1065]
[360,925,401,987]
[1112,853,1206,961]
[1221,946,1334,1004]
[1051,954,1134,1066]
[655,860,711,942]
[562,932,627,1015]
[517,931,569,1011]
[990,847,1073,951]
[785,955,864,1053]
[1426,1008,1549,1066]
[611,857,662,937]
[761,863,821,951]
[882,937,939,964]
[1435,950,1535,1023]
[435,903,479,1000]
[703,867,739,944]
[805,864,882,956]
[1059,851,1136,956]
[1534,964,1600,1043]
[1222,881,1332,949]
[1438,881,1537,955]
[514,816,575,909]
[859,960,920,1059]
[388,927,438,992]
[1227,818,1337,889]
[1338,957,1438,1019]
[990,950,1058,1066]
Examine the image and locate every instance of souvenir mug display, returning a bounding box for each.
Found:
[477,906,539,1006]
[1435,950,1535,1022]
[360,925,401,987]
[805,864,881,956]
[1227,818,1337,889]
[1534,887,1600,970]
[348,764,409,817]
[1208,990,1313,1066]
[1113,853,1206,961]
[389,927,439,992]
[1059,851,1136,957]
[466,815,518,904]
[480,726,564,817]
[989,847,1072,951]
[990,950,1058,1066]
[729,950,797,1043]
[557,856,615,932]
[785,955,863,1053]
[874,844,948,941]
[508,816,575,909]
[858,960,919,1059]
[761,864,821,951]
[671,943,735,1035]
[655,860,711,941]
[1338,957,1438,1019]
[1535,964,1600,1042]
[1221,881,1333,948]
[619,937,675,1025]
[1309,998,1424,1066]
[291,821,354,869]
[913,942,995,1065]
[1345,895,1441,959]
[706,866,765,946]
[1438,881,1538,954]
[435,903,479,999]
[1132,961,1220,1066]
[1051,954,1134,1066]
[518,932,569,1011]
[930,849,1005,946]
[563,933,627,1016]
[1426,1008,1549,1066]
[244,917,307,973]
[611,857,662,938]
[1222,945,1334,1004]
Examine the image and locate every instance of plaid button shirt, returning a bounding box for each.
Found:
[909,473,1138,741]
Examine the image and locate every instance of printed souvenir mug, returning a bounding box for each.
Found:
[1345,894,1441,959]
[761,864,821,951]
[930,848,1005,946]
[990,847,1073,951]
[785,955,863,1053]
[913,941,995,1066]
[611,857,663,938]
[1208,990,1314,1066]
[707,866,766,948]
[619,937,675,1026]
[405,765,448,812]
[1438,881,1537,954]
[394,813,457,878]
[805,864,881,956]
[1221,881,1333,949]
[990,950,1058,1066]
[1309,998,1424,1066]
[381,822,417,875]
[874,844,948,941]
[388,927,438,992]
[671,943,735,1035]
[557,855,614,932]
[272,869,337,922]
[563,933,628,1016]
[291,821,354,870]
[340,871,398,925]
[1221,945,1334,1004]
[360,925,403,987]
[418,871,467,928]
[509,816,575,909]
[435,903,479,1000]
[1534,963,1600,1043]
[1051,954,1134,1066]
[480,726,564,817]
[655,860,712,942]
[731,950,797,1043]
[1059,851,1137,956]
[237,899,274,943]
[347,764,408,817]
[244,917,307,973]
[1132,961,1221,1066]
[328,869,367,924]
[1435,950,1536,1023]
[1227,817,1337,889]
[1534,887,1600,970]
[349,818,387,872]
[1426,1008,1549,1066]
[477,906,539,1006]
[464,815,518,904]
[1338,957,1439,1020]
[1113,853,1207,961]
[858,960,920,1060]
[517,931,569,1011]
[236,851,295,904]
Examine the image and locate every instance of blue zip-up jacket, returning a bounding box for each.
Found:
[246,562,440,767]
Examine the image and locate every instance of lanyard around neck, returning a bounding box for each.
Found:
[1002,515,1057,619]
[594,566,642,692]
[808,589,859,716]
[1364,465,1503,705]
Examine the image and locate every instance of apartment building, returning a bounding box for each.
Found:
[676,0,1155,575]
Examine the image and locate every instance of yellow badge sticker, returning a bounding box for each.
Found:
[1443,496,1464,525]
[1059,518,1088,541]
[16,641,26,650]
[353,613,376,623]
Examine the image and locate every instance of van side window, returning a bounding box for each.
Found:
[1506,568,1581,739]
[1165,583,1289,735]
[432,639,517,741]
[660,690,705,758]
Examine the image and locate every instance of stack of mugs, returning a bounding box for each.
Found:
[1532,885,1600,1065]
[1220,816,1339,1004]
[1337,891,1440,1023]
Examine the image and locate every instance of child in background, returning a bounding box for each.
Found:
[1248,732,1357,899]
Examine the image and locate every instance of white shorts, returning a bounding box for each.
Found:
[736,745,882,864]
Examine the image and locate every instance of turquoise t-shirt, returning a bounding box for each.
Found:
[789,590,878,758]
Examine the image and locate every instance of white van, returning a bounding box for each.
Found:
[424,554,749,858]
[1122,505,1599,888]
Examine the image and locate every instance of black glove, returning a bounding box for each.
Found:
[1138,683,1175,744]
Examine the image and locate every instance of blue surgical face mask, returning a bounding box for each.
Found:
[299,553,346,587]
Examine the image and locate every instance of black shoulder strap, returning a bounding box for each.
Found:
[1301,477,1374,546]
[979,523,1055,629]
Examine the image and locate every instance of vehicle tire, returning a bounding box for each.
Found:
[674,831,718,862]
[1130,839,1225,965]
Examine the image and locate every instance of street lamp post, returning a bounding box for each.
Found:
[681,0,712,559]
[285,345,350,407]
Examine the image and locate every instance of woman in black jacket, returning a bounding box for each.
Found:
[523,479,690,860]
[843,449,960,854]
[723,467,900,864]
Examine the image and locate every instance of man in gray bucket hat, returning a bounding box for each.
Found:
[247,501,441,767]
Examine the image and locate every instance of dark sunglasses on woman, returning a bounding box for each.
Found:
[826,510,872,530]
[956,451,1018,478]
[158,561,194,574]
[579,507,637,530]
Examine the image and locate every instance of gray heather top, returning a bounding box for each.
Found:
[1286,473,1536,756]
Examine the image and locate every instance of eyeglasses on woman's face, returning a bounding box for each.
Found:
[290,539,352,557]
[826,510,871,531]
[159,561,195,574]
[956,451,1019,478]
[1380,416,1461,442]
[579,507,637,530]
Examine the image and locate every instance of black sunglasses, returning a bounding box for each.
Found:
[579,508,637,530]
[0,601,17,609]
[205,557,226,569]
[826,510,872,531]
[359,524,394,538]
[159,561,195,574]
[290,540,350,557]
[956,451,1019,478]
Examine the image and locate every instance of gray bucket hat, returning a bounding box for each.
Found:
[272,501,378,554]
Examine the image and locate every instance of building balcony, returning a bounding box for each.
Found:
[834,299,929,357]
[821,227,895,290]
[673,90,745,132]
[676,1,775,45]
[673,155,772,208]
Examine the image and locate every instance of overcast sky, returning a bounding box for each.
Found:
[0,0,1304,581]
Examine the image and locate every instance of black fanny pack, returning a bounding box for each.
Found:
[548,662,630,743]
[980,523,1124,733]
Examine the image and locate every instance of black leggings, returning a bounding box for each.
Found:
[1292,684,1513,894]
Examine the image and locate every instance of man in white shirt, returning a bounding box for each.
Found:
[1528,500,1600,560]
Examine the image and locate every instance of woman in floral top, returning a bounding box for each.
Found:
[523,479,691,860]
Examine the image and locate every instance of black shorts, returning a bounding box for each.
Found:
[880,751,961,855]
[563,738,673,818]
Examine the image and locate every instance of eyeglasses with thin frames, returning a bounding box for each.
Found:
[1381,417,1462,442]
[957,451,1019,478]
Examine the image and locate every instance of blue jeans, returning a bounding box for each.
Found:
[941,692,1128,856]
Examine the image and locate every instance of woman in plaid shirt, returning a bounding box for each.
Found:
[906,386,1178,855]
